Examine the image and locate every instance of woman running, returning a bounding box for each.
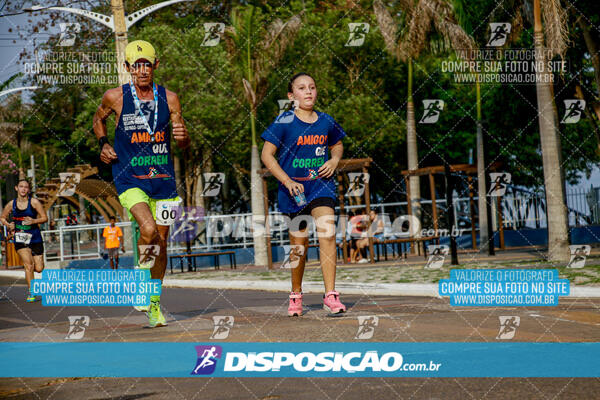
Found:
[0,179,48,302]
[261,72,347,316]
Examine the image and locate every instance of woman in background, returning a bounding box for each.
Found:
[0,179,48,302]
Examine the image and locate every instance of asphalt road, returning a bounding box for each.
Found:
[1,283,599,399]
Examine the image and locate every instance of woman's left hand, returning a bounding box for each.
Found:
[318,159,339,178]
[22,217,34,225]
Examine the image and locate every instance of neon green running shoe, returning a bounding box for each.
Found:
[134,264,151,312]
[26,294,36,303]
[147,297,167,328]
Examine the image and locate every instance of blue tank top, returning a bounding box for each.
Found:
[112,82,177,199]
[12,197,43,244]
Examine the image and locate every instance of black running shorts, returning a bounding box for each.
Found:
[284,197,336,231]
[14,241,44,256]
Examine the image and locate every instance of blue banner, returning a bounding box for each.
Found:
[1,342,598,377]
[29,269,161,306]
[440,269,569,306]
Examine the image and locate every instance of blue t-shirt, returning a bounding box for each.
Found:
[261,110,346,213]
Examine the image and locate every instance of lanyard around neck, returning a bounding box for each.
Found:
[129,81,158,138]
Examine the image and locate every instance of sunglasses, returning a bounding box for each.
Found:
[130,61,154,70]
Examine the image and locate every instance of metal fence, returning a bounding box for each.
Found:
[37,188,600,263]
[41,222,135,263]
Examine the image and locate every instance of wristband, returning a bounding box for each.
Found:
[98,136,110,148]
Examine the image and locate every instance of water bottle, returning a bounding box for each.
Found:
[294,192,307,207]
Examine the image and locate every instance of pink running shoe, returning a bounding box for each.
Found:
[288,292,303,316]
[323,291,346,314]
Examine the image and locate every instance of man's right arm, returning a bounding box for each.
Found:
[93,89,119,164]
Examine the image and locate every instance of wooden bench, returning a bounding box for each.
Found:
[373,236,440,261]
[169,250,237,273]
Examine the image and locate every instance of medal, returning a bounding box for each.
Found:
[130,81,158,140]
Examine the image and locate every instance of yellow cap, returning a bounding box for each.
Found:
[125,40,156,65]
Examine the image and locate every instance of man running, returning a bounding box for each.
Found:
[93,40,190,327]
[102,216,124,269]
[0,179,48,302]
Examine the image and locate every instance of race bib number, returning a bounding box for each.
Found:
[15,232,32,244]
[155,201,181,226]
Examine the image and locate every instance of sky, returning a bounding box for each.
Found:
[0,1,99,84]
[0,12,46,84]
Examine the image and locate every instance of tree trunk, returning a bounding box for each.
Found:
[193,164,205,210]
[578,18,600,98]
[78,195,87,225]
[233,162,250,207]
[475,79,490,253]
[173,154,184,200]
[183,151,192,206]
[534,0,570,262]
[251,144,268,266]
[406,59,421,230]
[197,147,214,211]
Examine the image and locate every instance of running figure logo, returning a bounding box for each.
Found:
[345,172,370,197]
[567,245,590,269]
[170,206,205,243]
[138,244,160,268]
[191,345,222,375]
[281,245,305,269]
[201,23,225,46]
[346,23,370,47]
[202,173,225,197]
[58,172,81,197]
[561,100,586,124]
[275,99,299,123]
[210,316,234,339]
[488,172,511,197]
[496,316,520,340]
[58,23,81,46]
[486,23,511,47]
[419,100,444,124]
[425,245,449,270]
[355,316,379,339]
[65,315,90,340]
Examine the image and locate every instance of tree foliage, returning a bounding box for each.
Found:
[2,0,599,208]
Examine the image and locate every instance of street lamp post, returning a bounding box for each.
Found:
[111,0,128,85]
[24,0,193,84]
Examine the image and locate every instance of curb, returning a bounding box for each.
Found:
[162,279,600,298]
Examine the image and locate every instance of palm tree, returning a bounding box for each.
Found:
[533,0,570,261]
[453,0,571,261]
[452,0,494,254]
[373,0,474,231]
[474,77,493,253]
[225,6,302,266]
